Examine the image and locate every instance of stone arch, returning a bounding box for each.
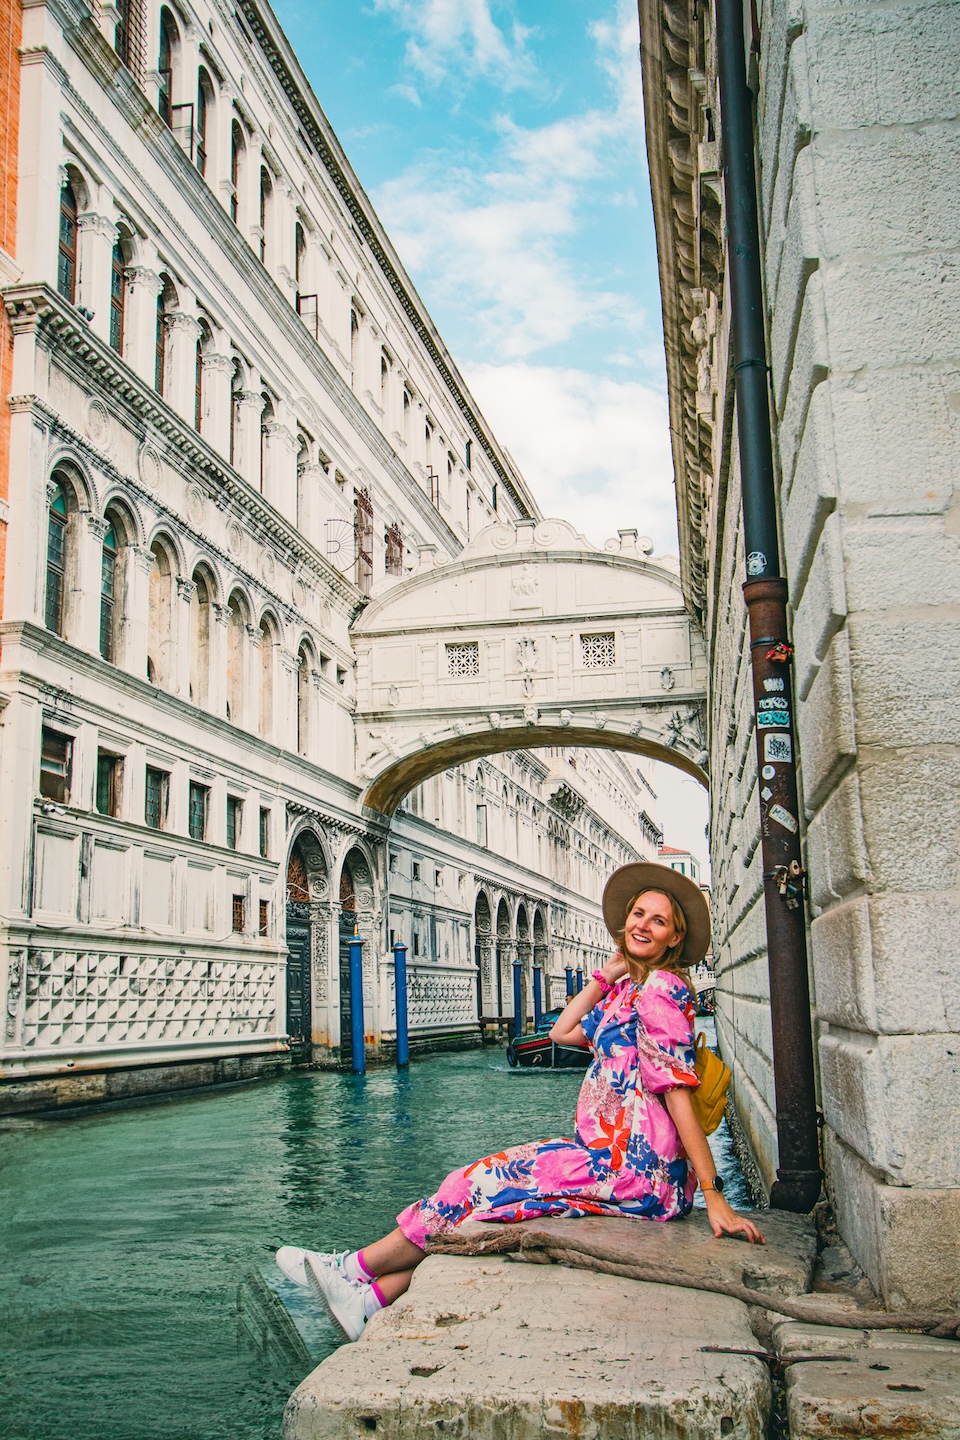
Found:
[188,562,217,710]
[256,608,281,741]
[296,634,319,758]
[48,451,96,513]
[495,896,512,1028]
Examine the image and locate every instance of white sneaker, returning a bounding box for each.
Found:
[306,1254,369,1342]
[276,1246,352,1288]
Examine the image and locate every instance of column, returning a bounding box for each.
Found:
[262,401,298,520]
[210,604,230,718]
[6,312,51,624]
[278,647,300,753]
[175,577,196,699]
[77,513,108,655]
[244,133,264,255]
[76,213,118,342]
[127,546,155,679]
[123,265,164,386]
[274,180,297,303]
[245,624,262,734]
[164,311,202,424]
[200,351,233,456]
[233,386,265,489]
[215,80,235,218]
[296,461,326,548]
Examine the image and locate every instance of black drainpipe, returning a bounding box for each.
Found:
[715,0,822,1212]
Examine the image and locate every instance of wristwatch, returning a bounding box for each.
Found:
[701,1175,724,1194]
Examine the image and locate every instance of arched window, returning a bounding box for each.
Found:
[260,390,274,494]
[258,616,274,739]
[226,592,246,723]
[189,571,211,708]
[259,167,271,265]
[147,539,175,689]
[58,184,78,303]
[349,308,359,387]
[196,69,211,177]
[45,482,68,634]
[229,357,242,466]
[230,120,243,224]
[297,641,313,756]
[99,520,118,662]
[195,318,211,433]
[109,240,125,353]
[158,9,177,128]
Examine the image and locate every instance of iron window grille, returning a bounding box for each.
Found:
[259,900,269,937]
[188,781,208,842]
[354,486,374,595]
[96,752,120,817]
[259,807,270,859]
[232,895,245,933]
[580,631,616,668]
[385,522,403,576]
[145,768,168,830]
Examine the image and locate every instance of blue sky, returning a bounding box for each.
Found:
[272,0,678,555]
[271,0,707,866]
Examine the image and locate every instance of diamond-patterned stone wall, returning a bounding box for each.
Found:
[20,948,278,1049]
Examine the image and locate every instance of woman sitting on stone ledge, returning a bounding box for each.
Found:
[276,862,764,1341]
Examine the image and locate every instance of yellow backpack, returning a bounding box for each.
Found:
[690,1029,731,1135]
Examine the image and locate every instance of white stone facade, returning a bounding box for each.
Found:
[641,0,960,1308]
[0,0,666,1107]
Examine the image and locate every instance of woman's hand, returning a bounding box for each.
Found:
[601,955,628,985]
[703,1190,765,1244]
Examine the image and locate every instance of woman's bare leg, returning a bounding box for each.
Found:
[358,1227,425,1279]
[374,1267,417,1303]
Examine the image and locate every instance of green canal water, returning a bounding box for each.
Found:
[0,1034,750,1440]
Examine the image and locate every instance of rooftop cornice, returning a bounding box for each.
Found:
[235,0,539,523]
[639,0,725,622]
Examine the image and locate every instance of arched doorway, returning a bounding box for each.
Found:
[495,898,512,1033]
[285,842,312,1056]
[516,902,531,1034]
[338,846,376,1065]
[533,906,548,1020]
[474,891,492,1027]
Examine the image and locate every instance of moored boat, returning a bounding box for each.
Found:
[506,1009,592,1069]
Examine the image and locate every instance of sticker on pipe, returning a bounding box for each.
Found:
[762,765,776,779]
[763,677,784,693]
[758,709,790,727]
[769,803,798,834]
[764,733,792,763]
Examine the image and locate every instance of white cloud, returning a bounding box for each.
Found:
[466,361,678,554]
[373,0,535,89]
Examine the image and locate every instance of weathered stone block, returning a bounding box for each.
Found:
[792,511,847,700]
[825,1128,960,1310]
[818,1031,886,1168]
[283,1257,772,1440]
[805,1,960,130]
[804,770,870,909]
[810,899,876,1032]
[822,252,960,373]
[813,121,960,262]
[797,627,856,814]
[868,891,960,1034]
[777,270,830,485]
[843,517,960,617]
[830,364,960,506]
[785,1342,960,1439]
[846,609,960,750]
[857,747,960,894]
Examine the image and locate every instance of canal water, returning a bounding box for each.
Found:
[0,1029,750,1440]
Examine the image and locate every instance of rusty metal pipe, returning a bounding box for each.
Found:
[716,0,822,1211]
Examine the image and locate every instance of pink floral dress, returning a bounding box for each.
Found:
[396,971,700,1250]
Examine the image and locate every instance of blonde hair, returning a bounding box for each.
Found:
[614,889,692,991]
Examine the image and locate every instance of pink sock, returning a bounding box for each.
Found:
[342,1249,374,1283]
[363,1281,387,1319]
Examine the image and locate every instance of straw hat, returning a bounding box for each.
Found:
[601,862,711,964]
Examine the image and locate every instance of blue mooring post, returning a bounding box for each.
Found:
[393,939,409,1069]
[575,968,584,994]
[512,961,523,1040]
[533,967,543,1028]
[565,966,574,999]
[349,929,365,1075]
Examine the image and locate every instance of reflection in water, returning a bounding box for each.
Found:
[0,1043,751,1440]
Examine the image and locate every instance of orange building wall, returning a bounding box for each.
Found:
[0,0,20,649]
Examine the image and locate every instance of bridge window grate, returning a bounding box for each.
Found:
[446,641,480,677]
[580,631,616,668]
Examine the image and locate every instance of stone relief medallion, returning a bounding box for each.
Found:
[259,549,277,585]
[293,577,307,610]
[319,602,332,630]
[186,485,206,528]
[138,441,162,491]
[84,397,112,451]
[226,521,245,558]
[490,525,517,550]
